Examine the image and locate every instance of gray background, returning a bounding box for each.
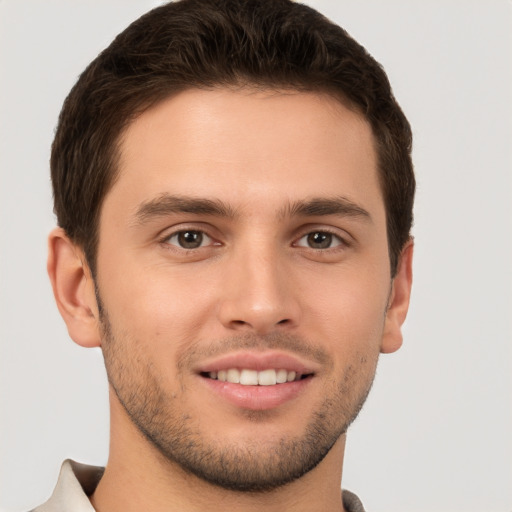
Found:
[1,1,511,511]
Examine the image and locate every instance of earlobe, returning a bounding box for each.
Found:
[380,240,414,354]
[47,228,101,348]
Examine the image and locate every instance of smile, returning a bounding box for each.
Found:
[197,351,318,409]
[205,368,306,385]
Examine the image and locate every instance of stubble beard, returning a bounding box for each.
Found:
[99,308,378,493]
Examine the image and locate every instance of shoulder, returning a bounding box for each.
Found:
[343,489,367,512]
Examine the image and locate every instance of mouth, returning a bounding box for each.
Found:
[196,352,317,410]
[201,368,312,386]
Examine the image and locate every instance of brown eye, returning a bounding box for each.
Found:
[295,231,343,249]
[167,230,210,249]
[307,232,332,249]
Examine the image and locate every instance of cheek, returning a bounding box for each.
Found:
[103,258,196,318]
[305,268,390,354]
[99,265,218,362]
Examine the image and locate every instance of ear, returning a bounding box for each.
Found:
[380,240,414,354]
[47,227,101,348]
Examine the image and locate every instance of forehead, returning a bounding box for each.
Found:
[108,87,381,219]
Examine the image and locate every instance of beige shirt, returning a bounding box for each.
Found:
[32,459,366,512]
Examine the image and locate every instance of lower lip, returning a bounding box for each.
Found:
[200,376,312,411]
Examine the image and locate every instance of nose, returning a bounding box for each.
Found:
[217,245,301,334]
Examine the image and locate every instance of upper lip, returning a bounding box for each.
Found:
[195,351,320,375]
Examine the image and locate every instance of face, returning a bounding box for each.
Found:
[95,88,395,491]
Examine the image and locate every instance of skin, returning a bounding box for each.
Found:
[48,88,413,512]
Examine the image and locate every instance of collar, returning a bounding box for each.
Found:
[33,459,365,512]
[33,460,103,512]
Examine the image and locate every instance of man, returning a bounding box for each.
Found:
[41,0,414,510]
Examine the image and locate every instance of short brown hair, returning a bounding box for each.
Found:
[51,0,414,276]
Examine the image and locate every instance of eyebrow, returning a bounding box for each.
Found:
[281,196,372,222]
[133,194,238,225]
[133,193,371,225]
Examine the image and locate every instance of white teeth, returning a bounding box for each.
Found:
[209,368,302,385]
[276,369,288,384]
[240,369,259,385]
[258,369,277,386]
[226,368,240,384]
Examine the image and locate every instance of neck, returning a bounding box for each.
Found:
[90,395,348,512]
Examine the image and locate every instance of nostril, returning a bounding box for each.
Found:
[277,319,290,325]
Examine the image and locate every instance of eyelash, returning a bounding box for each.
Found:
[293,229,348,250]
[159,227,349,252]
[160,228,219,251]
